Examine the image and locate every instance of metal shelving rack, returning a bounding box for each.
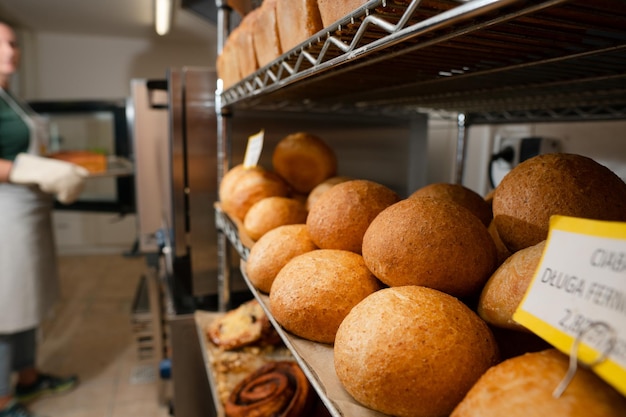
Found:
[213,0,626,415]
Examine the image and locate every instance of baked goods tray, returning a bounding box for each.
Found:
[86,156,134,178]
[238,262,388,417]
[194,310,295,417]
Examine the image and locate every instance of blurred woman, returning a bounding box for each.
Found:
[0,20,85,417]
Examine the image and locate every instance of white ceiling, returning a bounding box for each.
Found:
[0,0,217,43]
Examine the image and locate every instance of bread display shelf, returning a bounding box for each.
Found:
[214,205,384,416]
[237,262,389,417]
[220,0,626,122]
[214,204,253,261]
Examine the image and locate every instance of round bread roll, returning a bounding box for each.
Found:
[493,153,626,252]
[306,179,400,254]
[305,175,352,211]
[269,249,381,344]
[334,286,499,417]
[451,349,626,417]
[362,196,497,298]
[272,132,338,194]
[243,196,308,241]
[219,164,248,208]
[478,240,546,331]
[219,164,289,221]
[410,182,493,227]
[245,224,317,294]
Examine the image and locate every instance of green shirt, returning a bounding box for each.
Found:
[0,90,30,161]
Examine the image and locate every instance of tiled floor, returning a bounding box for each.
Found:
[27,254,171,417]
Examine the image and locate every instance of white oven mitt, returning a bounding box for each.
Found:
[9,153,89,204]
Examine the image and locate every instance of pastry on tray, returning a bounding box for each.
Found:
[225,360,315,417]
[207,299,281,351]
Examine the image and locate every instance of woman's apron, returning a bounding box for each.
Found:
[0,89,60,334]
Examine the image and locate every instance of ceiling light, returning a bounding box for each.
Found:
[155,0,173,36]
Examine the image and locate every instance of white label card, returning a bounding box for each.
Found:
[243,130,264,169]
[514,215,626,396]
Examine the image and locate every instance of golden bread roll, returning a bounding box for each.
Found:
[275,0,323,52]
[451,349,626,417]
[219,164,289,222]
[362,196,497,298]
[243,196,308,241]
[306,179,399,254]
[252,0,282,67]
[269,249,381,344]
[245,224,317,294]
[305,175,352,211]
[272,132,338,194]
[478,240,546,331]
[493,153,626,252]
[410,182,493,227]
[334,286,499,417]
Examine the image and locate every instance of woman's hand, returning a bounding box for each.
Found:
[9,153,89,204]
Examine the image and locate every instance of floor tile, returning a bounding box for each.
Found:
[29,254,170,417]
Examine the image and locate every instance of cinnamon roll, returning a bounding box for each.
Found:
[225,361,314,417]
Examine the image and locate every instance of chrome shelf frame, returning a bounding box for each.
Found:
[219,0,626,121]
[212,0,626,414]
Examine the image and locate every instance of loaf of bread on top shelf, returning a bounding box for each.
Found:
[316,0,367,27]
[253,0,283,68]
[233,8,261,80]
[276,0,323,53]
[216,7,260,89]
[216,33,240,90]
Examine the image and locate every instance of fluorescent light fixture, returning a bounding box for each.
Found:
[155,0,173,36]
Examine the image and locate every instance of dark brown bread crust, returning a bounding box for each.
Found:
[493,153,626,252]
[362,196,497,298]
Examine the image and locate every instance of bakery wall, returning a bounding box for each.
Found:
[427,117,626,198]
[15,27,217,254]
